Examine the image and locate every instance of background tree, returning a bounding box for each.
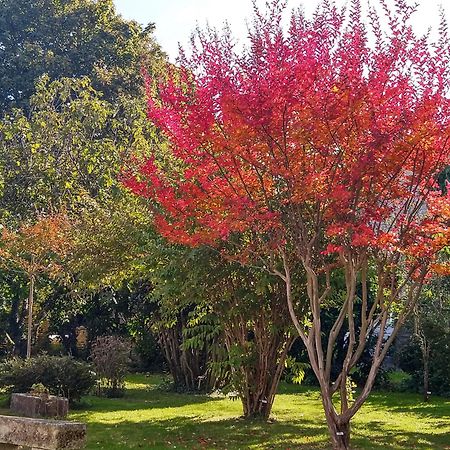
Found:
[0,214,72,358]
[0,76,158,226]
[42,194,165,367]
[149,244,303,417]
[402,275,450,400]
[68,192,302,417]
[0,0,163,114]
[0,0,168,364]
[126,1,450,448]
[0,74,159,354]
[0,272,28,356]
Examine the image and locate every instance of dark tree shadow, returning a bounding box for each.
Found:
[81,416,331,450]
[352,419,450,450]
[80,413,450,450]
[364,391,450,419]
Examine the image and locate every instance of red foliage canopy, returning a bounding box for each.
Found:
[126,0,450,273]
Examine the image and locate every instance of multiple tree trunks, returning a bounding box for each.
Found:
[158,320,214,392]
[238,339,293,420]
[10,394,68,419]
[281,250,427,449]
[157,296,294,421]
[0,415,85,449]
[223,311,295,420]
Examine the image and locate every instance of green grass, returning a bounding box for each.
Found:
[1,374,450,449]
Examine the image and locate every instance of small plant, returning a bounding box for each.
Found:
[29,383,50,397]
[90,336,130,397]
[284,356,309,385]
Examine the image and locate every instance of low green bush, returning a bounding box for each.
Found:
[0,355,96,402]
[382,369,413,392]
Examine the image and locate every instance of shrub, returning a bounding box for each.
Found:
[90,336,130,397]
[382,369,413,392]
[0,355,95,402]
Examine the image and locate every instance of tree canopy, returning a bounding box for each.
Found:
[0,0,163,114]
[0,0,164,358]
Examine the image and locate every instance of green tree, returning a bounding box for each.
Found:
[69,198,302,416]
[149,245,304,418]
[408,276,450,399]
[0,0,163,114]
[0,0,164,357]
[0,76,155,226]
[47,195,162,367]
[0,74,158,353]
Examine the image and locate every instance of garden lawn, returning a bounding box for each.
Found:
[2,374,449,449]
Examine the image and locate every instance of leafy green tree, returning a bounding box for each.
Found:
[0,76,156,226]
[407,276,450,399]
[0,0,164,357]
[0,0,163,114]
[0,75,158,354]
[149,245,305,419]
[68,197,303,416]
[69,195,153,288]
[42,196,164,368]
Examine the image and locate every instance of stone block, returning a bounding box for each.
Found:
[0,415,85,449]
[10,395,68,419]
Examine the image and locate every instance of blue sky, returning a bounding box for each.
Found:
[113,0,448,61]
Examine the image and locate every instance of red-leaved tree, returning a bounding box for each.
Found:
[125,1,450,448]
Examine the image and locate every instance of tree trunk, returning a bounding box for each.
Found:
[423,344,430,402]
[226,315,294,421]
[322,405,350,449]
[240,362,281,421]
[158,318,214,392]
[8,297,21,355]
[241,389,273,420]
[239,344,292,420]
[415,312,431,402]
[26,274,35,359]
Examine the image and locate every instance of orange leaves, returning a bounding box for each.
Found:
[432,262,450,275]
[0,214,72,278]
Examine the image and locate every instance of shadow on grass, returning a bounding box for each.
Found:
[81,414,450,450]
[72,389,223,414]
[364,391,450,419]
[80,416,330,450]
[352,419,450,450]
